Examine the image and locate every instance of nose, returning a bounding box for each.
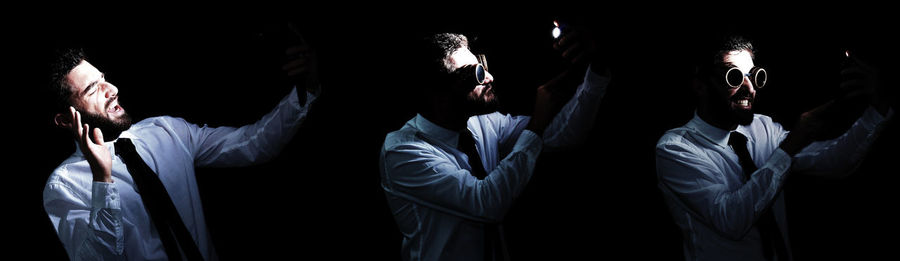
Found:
[741,75,755,95]
[102,82,119,98]
[483,71,494,84]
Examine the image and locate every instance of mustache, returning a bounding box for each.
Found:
[105,95,118,109]
[731,88,753,101]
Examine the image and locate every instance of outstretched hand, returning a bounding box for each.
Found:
[69,106,112,183]
[554,24,609,76]
[841,52,890,115]
[280,23,320,96]
[555,29,597,67]
[526,68,584,136]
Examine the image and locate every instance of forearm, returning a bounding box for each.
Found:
[382,131,543,223]
[83,182,124,258]
[477,130,543,221]
[792,106,891,177]
[542,65,609,150]
[46,182,125,260]
[708,150,790,238]
[657,146,791,239]
[194,87,317,167]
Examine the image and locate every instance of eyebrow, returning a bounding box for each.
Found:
[81,73,105,96]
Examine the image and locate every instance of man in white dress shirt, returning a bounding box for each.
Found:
[656,35,893,261]
[380,29,610,261]
[43,42,318,260]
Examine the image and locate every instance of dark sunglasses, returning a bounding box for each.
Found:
[458,54,490,85]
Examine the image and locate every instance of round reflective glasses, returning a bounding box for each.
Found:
[457,54,489,85]
[725,66,767,89]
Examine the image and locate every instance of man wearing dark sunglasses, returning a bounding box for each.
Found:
[656,35,893,260]
[380,30,609,260]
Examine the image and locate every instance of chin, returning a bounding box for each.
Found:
[467,102,499,116]
[735,110,754,126]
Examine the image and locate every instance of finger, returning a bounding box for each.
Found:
[281,59,308,71]
[68,107,78,135]
[286,22,308,45]
[287,66,309,77]
[557,30,582,48]
[75,110,84,139]
[92,127,105,145]
[846,54,873,70]
[840,66,865,77]
[82,123,91,146]
[840,79,867,90]
[285,45,310,55]
[562,43,584,61]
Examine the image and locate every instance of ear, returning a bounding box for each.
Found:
[54,112,72,129]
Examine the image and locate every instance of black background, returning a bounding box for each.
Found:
[10,8,899,260]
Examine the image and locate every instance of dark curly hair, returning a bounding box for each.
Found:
[47,48,87,113]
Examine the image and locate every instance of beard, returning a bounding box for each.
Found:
[733,106,754,126]
[79,110,133,142]
[704,87,755,128]
[464,84,500,116]
[730,88,755,126]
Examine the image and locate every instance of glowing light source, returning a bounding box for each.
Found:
[552,20,561,39]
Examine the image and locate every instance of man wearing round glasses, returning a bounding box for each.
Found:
[656,35,892,260]
[380,31,610,260]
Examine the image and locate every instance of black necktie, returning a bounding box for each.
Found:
[115,138,204,261]
[728,132,788,260]
[459,130,488,179]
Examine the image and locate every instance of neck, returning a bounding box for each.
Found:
[697,103,738,131]
[420,96,469,131]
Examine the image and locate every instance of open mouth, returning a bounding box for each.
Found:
[733,98,751,109]
[107,98,123,115]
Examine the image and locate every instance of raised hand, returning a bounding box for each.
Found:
[554,29,597,67]
[280,23,320,96]
[553,24,610,76]
[841,52,890,115]
[526,68,583,136]
[69,106,112,183]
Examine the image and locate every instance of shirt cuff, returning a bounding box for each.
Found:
[862,105,891,128]
[582,64,610,94]
[92,182,120,210]
[763,148,792,188]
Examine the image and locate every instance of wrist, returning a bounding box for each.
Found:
[525,121,546,137]
[779,133,809,156]
[872,99,890,117]
[93,171,113,183]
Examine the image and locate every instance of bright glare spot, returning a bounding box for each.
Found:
[552,27,561,39]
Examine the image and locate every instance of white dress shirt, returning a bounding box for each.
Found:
[44,88,316,261]
[380,66,609,261]
[656,107,889,261]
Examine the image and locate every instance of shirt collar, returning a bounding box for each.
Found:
[71,130,136,158]
[411,114,460,148]
[686,111,732,148]
[686,111,755,148]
